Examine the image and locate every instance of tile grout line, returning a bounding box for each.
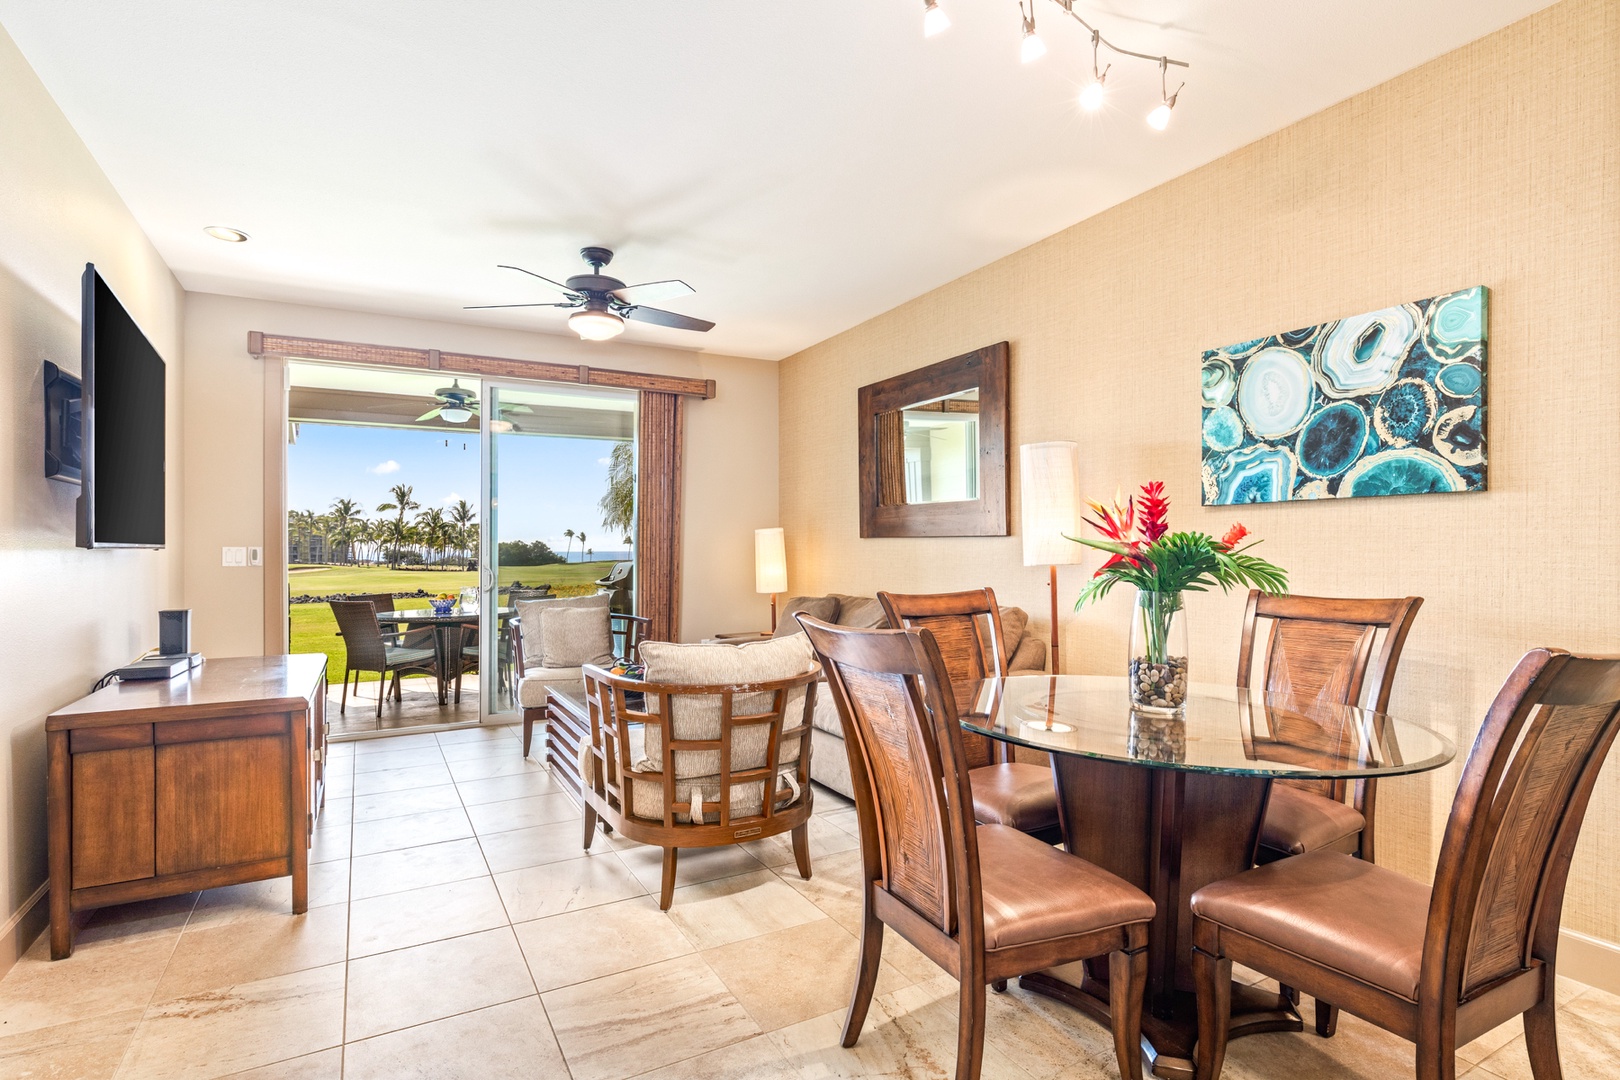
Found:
[106,889,199,1080]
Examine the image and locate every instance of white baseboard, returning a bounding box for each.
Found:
[0,881,49,976]
[1560,928,1620,997]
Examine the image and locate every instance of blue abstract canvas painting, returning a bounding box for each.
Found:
[1200,286,1487,504]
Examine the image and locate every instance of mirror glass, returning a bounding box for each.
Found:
[877,387,980,506]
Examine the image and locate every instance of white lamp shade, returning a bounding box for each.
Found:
[1020,442,1083,567]
[755,527,788,594]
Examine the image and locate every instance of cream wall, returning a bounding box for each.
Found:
[781,0,1620,949]
[183,293,780,655]
[0,26,185,964]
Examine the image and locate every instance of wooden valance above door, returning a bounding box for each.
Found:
[248,332,716,399]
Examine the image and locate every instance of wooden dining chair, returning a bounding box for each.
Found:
[878,590,1061,844]
[1236,591,1424,865]
[1192,648,1620,1080]
[799,615,1153,1080]
[329,600,441,716]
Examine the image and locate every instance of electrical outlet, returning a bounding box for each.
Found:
[247,546,263,567]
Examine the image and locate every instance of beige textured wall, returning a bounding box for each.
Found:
[0,26,185,963]
[780,0,1620,942]
[183,294,780,654]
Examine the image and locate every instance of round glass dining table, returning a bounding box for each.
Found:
[959,674,1455,1080]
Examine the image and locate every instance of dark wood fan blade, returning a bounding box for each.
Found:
[496,265,582,296]
[610,279,695,304]
[623,305,715,332]
[463,302,576,310]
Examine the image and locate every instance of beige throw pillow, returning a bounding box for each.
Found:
[516,592,611,668]
[771,595,839,638]
[538,603,616,669]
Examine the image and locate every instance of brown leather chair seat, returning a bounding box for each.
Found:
[971,762,1060,834]
[1191,850,1429,1000]
[977,824,1153,950]
[1257,784,1366,860]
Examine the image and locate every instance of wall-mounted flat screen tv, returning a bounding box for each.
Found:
[77,264,165,548]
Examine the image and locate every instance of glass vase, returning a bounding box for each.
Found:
[1128,590,1188,715]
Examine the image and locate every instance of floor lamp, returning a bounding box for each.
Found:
[755,527,787,631]
[1019,442,1082,674]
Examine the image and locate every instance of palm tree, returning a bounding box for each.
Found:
[328,498,362,564]
[448,499,477,568]
[562,528,576,564]
[416,508,450,567]
[599,440,635,539]
[377,484,419,569]
[575,531,588,563]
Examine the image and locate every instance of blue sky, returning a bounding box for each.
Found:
[288,423,630,558]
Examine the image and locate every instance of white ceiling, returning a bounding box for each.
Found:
[0,1,1552,360]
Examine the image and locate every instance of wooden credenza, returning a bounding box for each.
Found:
[46,654,327,958]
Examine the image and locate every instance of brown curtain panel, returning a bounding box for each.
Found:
[637,391,684,642]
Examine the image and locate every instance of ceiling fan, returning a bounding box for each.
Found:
[414,378,534,427]
[464,247,715,341]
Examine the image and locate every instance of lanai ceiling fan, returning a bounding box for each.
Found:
[465,247,715,341]
[415,378,532,426]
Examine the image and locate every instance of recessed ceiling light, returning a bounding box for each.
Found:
[204,226,249,243]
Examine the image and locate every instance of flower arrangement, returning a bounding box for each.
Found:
[1068,481,1288,607]
[1067,481,1288,712]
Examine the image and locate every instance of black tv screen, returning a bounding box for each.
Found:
[78,265,165,548]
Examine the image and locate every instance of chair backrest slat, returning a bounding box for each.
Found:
[800,616,979,937]
[1237,591,1423,800]
[1424,651,1620,1002]
[877,589,1011,767]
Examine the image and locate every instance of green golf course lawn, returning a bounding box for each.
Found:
[291,561,617,683]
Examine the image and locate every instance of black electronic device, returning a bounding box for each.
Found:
[77,264,166,549]
[44,361,83,483]
[158,609,191,656]
[114,656,191,681]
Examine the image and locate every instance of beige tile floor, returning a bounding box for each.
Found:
[1,722,1611,1079]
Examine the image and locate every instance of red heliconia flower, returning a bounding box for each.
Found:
[1220,523,1250,549]
[1083,490,1135,544]
[1137,481,1169,543]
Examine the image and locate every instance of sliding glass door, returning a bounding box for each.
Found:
[479,382,638,722]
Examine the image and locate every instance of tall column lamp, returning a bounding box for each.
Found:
[755,527,788,631]
[1019,442,1082,674]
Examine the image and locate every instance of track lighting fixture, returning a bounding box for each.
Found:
[1146,56,1183,130]
[1078,29,1109,111]
[923,2,1188,131]
[1019,3,1046,63]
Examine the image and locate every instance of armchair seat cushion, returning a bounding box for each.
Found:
[970,762,1059,833]
[516,665,585,707]
[977,825,1154,950]
[384,646,437,667]
[1191,850,1429,1000]
[1258,784,1366,857]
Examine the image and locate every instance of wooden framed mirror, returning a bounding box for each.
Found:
[858,342,1009,537]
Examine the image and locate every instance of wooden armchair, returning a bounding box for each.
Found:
[799,615,1152,1080]
[1236,590,1424,865]
[1192,649,1620,1080]
[878,589,1061,844]
[579,656,819,909]
[512,610,649,756]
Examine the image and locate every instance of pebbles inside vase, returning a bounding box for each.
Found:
[1129,655,1188,713]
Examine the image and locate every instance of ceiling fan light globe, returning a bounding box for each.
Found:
[489,419,515,434]
[570,308,626,341]
[439,406,473,423]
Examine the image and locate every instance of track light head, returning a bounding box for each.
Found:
[923,0,949,37]
[1019,5,1046,63]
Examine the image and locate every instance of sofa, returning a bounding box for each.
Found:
[772,593,1047,798]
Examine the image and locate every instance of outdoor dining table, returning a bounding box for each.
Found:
[377,606,514,707]
[960,674,1455,1080]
